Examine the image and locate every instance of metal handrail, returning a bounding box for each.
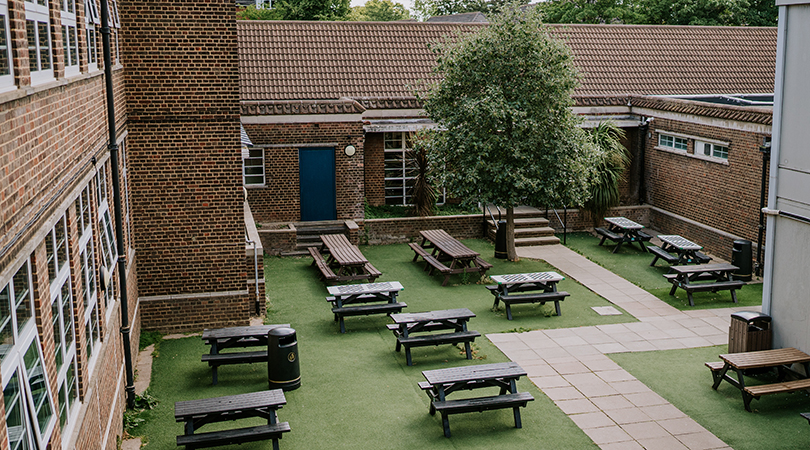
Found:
[549,206,568,245]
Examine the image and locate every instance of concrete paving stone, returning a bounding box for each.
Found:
[583,425,635,445]
[640,404,688,420]
[566,344,603,357]
[603,407,652,425]
[622,340,659,352]
[544,328,578,338]
[610,331,646,343]
[674,318,715,329]
[688,326,726,337]
[651,339,688,351]
[597,323,632,333]
[523,363,558,377]
[572,326,609,336]
[542,355,579,365]
[594,342,630,354]
[564,372,604,385]
[542,386,586,401]
[121,438,142,450]
[675,431,729,450]
[703,317,732,329]
[502,348,539,362]
[533,346,573,360]
[621,421,671,440]
[625,308,659,318]
[550,360,591,375]
[591,395,636,410]
[555,398,600,414]
[623,322,660,332]
[486,332,521,343]
[706,334,730,346]
[625,392,668,407]
[598,440,645,450]
[649,307,685,316]
[636,435,690,450]
[530,375,571,389]
[676,337,714,348]
[552,335,591,347]
[522,336,563,349]
[596,369,637,383]
[580,354,622,371]
[682,309,718,318]
[495,339,531,350]
[636,330,670,341]
[582,333,620,345]
[657,418,707,436]
[644,317,682,329]
[663,327,698,339]
[610,380,652,395]
[569,411,617,429]
[574,380,620,398]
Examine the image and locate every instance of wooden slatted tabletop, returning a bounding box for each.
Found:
[422,362,525,386]
[420,230,479,259]
[491,272,564,285]
[658,235,702,251]
[175,390,286,420]
[320,234,367,266]
[669,263,737,275]
[720,347,810,370]
[604,217,644,230]
[390,308,475,325]
[327,281,403,297]
[202,325,290,342]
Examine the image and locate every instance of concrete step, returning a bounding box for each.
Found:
[488,227,557,242]
[487,205,547,219]
[486,217,550,228]
[281,250,312,257]
[515,236,560,246]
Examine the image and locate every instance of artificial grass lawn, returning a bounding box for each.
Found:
[611,346,810,450]
[562,232,763,310]
[134,239,638,449]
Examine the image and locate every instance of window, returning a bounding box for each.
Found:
[658,134,688,151]
[106,0,120,65]
[1,260,57,449]
[45,216,69,284]
[383,132,445,206]
[25,0,53,83]
[243,147,265,186]
[96,164,116,313]
[60,0,79,76]
[75,185,101,367]
[0,1,14,92]
[696,140,729,160]
[85,0,99,71]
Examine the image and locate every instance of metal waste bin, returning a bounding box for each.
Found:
[268,327,300,391]
[494,221,507,259]
[728,311,771,353]
[731,239,753,281]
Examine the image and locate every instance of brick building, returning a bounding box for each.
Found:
[0,0,253,448]
[238,22,776,260]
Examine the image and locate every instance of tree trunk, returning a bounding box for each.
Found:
[506,206,518,261]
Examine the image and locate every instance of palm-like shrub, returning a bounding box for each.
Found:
[408,131,437,217]
[582,121,630,224]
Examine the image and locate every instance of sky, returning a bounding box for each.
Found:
[351,0,416,10]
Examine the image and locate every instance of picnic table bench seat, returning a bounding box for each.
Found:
[177,422,291,450]
[801,412,810,424]
[674,280,745,305]
[487,287,570,320]
[636,230,653,241]
[432,392,534,437]
[201,350,268,385]
[648,245,679,265]
[395,331,481,364]
[409,243,452,274]
[331,302,407,333]
[474,256,493,270]
[308,247,339,283]
[595,227,622,244]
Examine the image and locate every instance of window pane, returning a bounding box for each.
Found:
[61,283,74,350]
[4,371,32,450]
[13,265,32,334]
[51,300,63,371]
[26,21,37,72]
[0,16,9,76]
[0,285,13,362]
[55,217,67,274]
[674,137,688,151]
[37,22,49,70]
[23,340,53,435]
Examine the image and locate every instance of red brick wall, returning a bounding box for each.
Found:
[644,119,769,243]
[244,122,365,222]
[364,132,385,206]
[258,227,297,256]
[121,0,250,329]
[359,215,486,244]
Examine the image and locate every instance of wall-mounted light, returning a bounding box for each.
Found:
[344,144,356,157]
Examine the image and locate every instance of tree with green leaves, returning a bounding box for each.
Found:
[246,0,349,21]
[348,0,411,21]
[538,0,643,24]
[638,0,748,25]
[418,3,599,261]
[412,0,510,21]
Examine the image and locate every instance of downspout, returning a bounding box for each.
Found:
[637,117,653,205]
[246,236,260,314]
[100,0,136,409]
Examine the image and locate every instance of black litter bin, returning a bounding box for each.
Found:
[268,327,300,391]
[731,239,753,281]
[494,221,507,259]
[728,311,771,353]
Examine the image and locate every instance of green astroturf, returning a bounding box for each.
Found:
[611,346,810,450]
[135,238,645,449]
[561,232,763,310]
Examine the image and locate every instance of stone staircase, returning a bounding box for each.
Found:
[282,220,348,256]
[485,206,560,247]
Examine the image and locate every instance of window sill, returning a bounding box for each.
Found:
[244,184,267,189]
[654,146,729,165]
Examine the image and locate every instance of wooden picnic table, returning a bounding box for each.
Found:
[666,263,744,306]
[389,308,480,366]
[327,281,406,333]
[419,362,534,437]
[707,348,810,411]
[650,235,711,266]
[175,389,290,450]
[487,272,569,319]
[409,229,492,286]
[309,234,381,284]
[596,217,651,253]
[200,324,291,385]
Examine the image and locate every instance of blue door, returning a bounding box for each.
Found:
[299,147,336,221]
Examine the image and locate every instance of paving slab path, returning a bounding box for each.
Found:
[487,244,760,450]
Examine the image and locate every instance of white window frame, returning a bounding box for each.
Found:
[96,163,117,320]
[242,146,265,187]
[25,0,54,84]
[657,133,688,152]
[76,184,101,378]
[1,259,57,450]
[383,132,444,206]
[85,0,99,72]
[48,249,78,436]
[60,0,79,76]
[695,140,729,160]
[0,1,14,92]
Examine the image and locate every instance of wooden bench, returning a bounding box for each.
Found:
[364,262,382,281]
[395,331,481,366]
[432,392,534,438]
[308,247,338,283]
[595,227,622,244]
[636,230,653,241]
[801,412,810,425]
[475,256,493,270]
[409,243,452,275]
[201,350,268,385]
[331,302,407,333]
[649,245,679,266]
[678,280,745,304]
[492,290,570,320]
[705,361,725,386]
[743,378,810,411]
[177,422,291,450]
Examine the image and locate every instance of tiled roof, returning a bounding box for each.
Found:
[628,95,773,125]
[237,21,776,103]
[241,98,365,115]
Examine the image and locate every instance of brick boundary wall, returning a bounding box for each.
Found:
[258,226,297,256]
[544,205,651,233]
[358,215,486,245]
[138,292,252,333]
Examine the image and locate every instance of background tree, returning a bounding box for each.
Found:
[412,0,510,21]
[418,3,599,261]
[408,131,437,217]
[265,0,350,21]
[237,5,283,20]
[637,0,748,25]
[538,0,643,24]
[348,0,411,21]
[580,121,630,224]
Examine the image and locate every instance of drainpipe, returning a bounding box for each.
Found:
[637,117,653,204]
[755,140,771,276]
[246,236,260,314]
[100,0,135,409]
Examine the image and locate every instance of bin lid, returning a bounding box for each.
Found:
[269,327,296,337]
[730,311,771,323]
